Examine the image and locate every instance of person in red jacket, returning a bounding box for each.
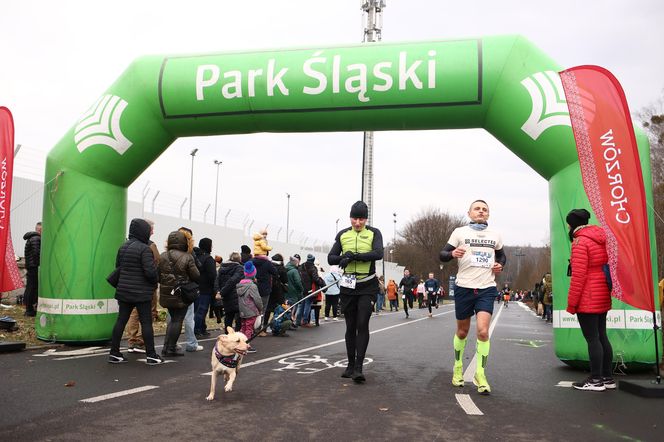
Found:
[565,208,614,392]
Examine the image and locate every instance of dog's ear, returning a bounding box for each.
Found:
[226,326,235,334]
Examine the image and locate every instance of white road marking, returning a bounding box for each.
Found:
[51,336,221,361]
[556,381,574,388]
[202,307,456,375]
[455,394,484,415]
[79,385,159,403]
[35,347,107,357]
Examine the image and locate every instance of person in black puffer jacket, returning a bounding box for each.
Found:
[269,254,288,309]
[23,222,42,317]
[109,218,161,365]
[193,238,216,337]
[215,252,244,332]
[252,254,278,336]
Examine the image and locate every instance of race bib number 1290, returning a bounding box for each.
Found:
[469,251,493,268]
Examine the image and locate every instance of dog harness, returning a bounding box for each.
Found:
[214,345,241,368]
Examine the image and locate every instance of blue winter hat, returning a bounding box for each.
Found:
[244,261,257,278]
[307,254,315,263]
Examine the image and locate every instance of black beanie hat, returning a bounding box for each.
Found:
[566,209,591,230]
[241,245,251,254]
[272,253,284,262]
[566,208,591,241]
[198,238,212,254]
[350,201,369,219]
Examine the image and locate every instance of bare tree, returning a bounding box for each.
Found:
[499,245,551,291]
[390,208,465,284]
[390,208,552,293]
[638,95,664,278]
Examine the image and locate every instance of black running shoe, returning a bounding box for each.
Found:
[108,353,128,364]
[341,366,354,378]
[146,354,164,365]
[572,377,606,391]
[601,377,616,390]
[352,369,365,383]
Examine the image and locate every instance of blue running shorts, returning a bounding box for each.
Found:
[454,285,497,320]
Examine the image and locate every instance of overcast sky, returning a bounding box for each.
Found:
[3,0,663,248]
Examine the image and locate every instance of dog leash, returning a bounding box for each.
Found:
[246,278,341,344]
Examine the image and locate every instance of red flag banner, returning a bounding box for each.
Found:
[0,106,24,292]
[560,66,654,312]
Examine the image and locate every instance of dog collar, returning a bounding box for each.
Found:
[214,345,240,368]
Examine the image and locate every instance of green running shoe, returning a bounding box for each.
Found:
[473,372,491,395]
[452,365,464,387]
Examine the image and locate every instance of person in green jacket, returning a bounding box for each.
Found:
[328,201,384,383]
[285,256,304,328]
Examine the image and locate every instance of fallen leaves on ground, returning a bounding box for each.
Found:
[0,303,220,347]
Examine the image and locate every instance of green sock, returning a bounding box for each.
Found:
[476,339,491,375]
[453,335,467,367]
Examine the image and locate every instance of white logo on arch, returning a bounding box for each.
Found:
[521,71,572,140]
[74,94,132,154]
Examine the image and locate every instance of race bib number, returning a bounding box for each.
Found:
[469,251,493,268]
[340,274,357,289]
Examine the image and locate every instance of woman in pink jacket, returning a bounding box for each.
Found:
[565,209,614,392]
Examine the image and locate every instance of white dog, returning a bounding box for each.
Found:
[206,326,249,401]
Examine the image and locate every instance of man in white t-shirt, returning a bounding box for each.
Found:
[440,200,506,395]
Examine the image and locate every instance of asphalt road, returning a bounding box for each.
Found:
[0,301,661,441]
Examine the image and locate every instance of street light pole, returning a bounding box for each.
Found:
[189,148,198,220]
[286,193,291,243]
[515,248,526,287]
[141,181,150,217]
[335,218,340,234]
[213,160,222,225]
[151,190,160,213]
[392,212,397,244]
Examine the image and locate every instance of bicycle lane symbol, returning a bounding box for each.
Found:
[273,354,373,375]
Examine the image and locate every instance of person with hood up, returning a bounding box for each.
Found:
[216,251,245,331]
[194,238,216,338]
[237,261,263,345]
[126,219,160,353]
[158,230,200,357]
[253,228,273,256]
[178,227,203,352]
[22,222,42,317]
[565,208,615,391]
[108,218,162,365]
[285,256,304,327]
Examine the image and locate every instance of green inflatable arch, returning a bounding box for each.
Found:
[39,35,660,366]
